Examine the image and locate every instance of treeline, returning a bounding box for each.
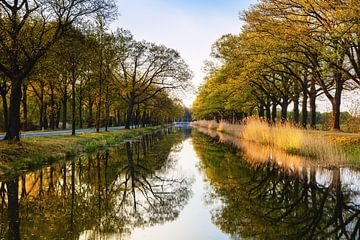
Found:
[0,1,191,140]
[193,0,360,130]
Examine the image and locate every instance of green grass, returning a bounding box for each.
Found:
[0,125,167,176]
[323,135,360,166]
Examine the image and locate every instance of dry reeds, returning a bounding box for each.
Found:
[240,118,346,165]
[193,118,347,165]
[192,120,219,130]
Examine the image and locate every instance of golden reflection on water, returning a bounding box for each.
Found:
[0,130,194,240]
[193,127,360,239]
[197,127,316,175]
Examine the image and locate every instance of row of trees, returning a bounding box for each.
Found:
[0,0,191,140]
[193,0,360,130]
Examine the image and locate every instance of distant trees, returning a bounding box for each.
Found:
[192,0,360,130]
[0,2,191,140]
[114,30,192,129]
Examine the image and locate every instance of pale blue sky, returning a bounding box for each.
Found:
[112,0,257,106]
[111,0,359,111]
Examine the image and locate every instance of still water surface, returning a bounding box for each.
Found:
[1,127,360,239]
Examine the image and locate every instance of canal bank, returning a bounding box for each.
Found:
[0,125,167,177]
[193,120,360,167]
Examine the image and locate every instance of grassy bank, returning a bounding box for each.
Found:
[193,119,360,166]
[0,125,166,175]
[324,135,360,165]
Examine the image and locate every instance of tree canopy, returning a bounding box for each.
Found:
[0,1,192,139]
[192,0,360,130]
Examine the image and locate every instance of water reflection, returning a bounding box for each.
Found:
[193,129,360,239]
[0,129,191,240]
[3,127,360,239]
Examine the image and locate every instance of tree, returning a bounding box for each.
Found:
[0,0,116,140]
[55,28,88,135]
[114,29,192,129]
[194,0,360,130]
[0,74,10,131]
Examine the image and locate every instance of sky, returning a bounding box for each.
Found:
[112,0,257,107]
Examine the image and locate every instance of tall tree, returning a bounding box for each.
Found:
[114,30,192,129]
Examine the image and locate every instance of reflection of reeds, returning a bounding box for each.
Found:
[217,121,243,138]
[241,119,346,165]
[217,131,313,174]
[193,119,347,166]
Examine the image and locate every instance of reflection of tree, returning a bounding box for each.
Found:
[193,130,360,239]
[115,141,189,227]
[0,129,191,239]
[7,179,20,240]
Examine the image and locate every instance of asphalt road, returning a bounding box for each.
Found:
[1,124,358,139]
[0,126,125,139]
[310,130,360,137]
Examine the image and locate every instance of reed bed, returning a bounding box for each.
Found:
[193,118,347,165]
[192,120,219,130]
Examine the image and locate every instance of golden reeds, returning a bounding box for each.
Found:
[193,118,347,165]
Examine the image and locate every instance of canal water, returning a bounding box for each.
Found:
[1,127,360,239]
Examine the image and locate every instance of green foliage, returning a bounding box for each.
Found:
[193,0,360,130]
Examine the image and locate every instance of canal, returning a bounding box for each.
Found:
[1,127,360,239]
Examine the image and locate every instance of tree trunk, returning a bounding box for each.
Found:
[280,96,288,124]
[43,104,48,129]
[50,84,55,130]
[113,110,117,127]
[22,84,28,131]
[1,91,8,131]
[62,88,67,129]
[117,110,120,126]
[142,110,147,127]
[7,178,20,240]
[135,104,140,128]
[293,96,299,126]
[302,89,308,128]
[88,97,94,128]
[125,97,135,129]
[56,105,61,129]
[4,78,22,140]
[78,95,83,129]
[105,85,109,132]
[96,63,103,133]
[96,90,101,132]
[309,77,317,129]
[331,81,343,130]
[39,83,44,130]
[293,80,300,126]
[258,102,265,119]
[71,78,76,136]
[271,102,277,124]
[50,83,55,130]
[265,99,271,123]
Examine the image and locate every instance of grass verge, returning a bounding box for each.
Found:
[0,125,166,175]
